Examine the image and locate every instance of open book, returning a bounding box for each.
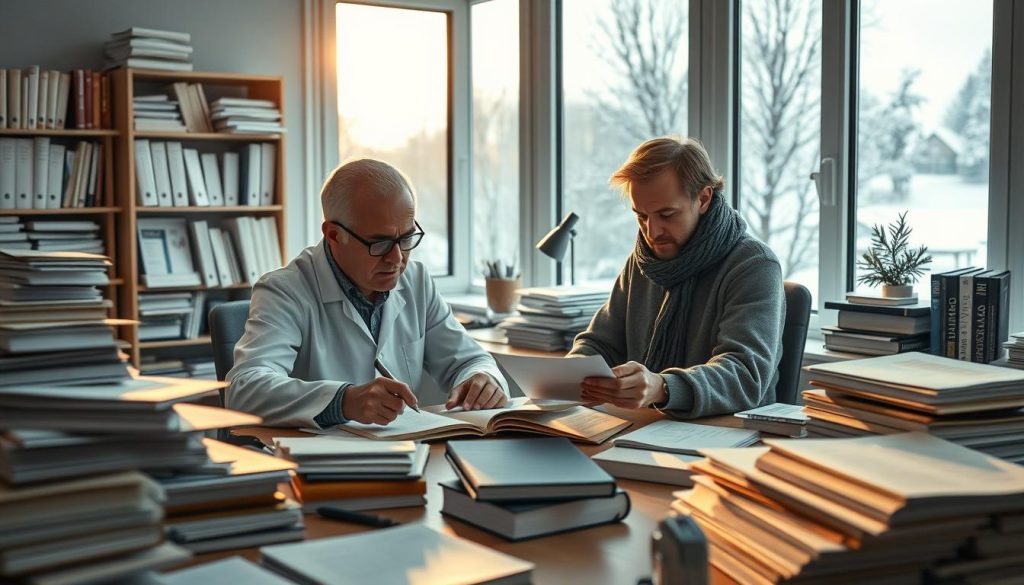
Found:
[317,398,631,444]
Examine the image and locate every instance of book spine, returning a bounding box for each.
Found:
[74,69,86,129]
[994,273,1012,362]
[942,273,959,358]
[929,274,941,356]
[84,70,94,130]
[958,274,974,360]
[971,277,988,363]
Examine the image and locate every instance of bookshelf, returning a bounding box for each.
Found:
[0,124,121,321]
[110,68,287,369]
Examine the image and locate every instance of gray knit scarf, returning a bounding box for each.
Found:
[635,192,747,372]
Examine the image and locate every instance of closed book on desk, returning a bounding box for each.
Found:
[261,524,533,585]
[591,445,699,486]
[446,437,616,502]
[440,479,629,541]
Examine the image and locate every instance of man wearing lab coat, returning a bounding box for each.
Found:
[226,159,509,427]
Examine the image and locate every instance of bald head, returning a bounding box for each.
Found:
[321,159,416,224]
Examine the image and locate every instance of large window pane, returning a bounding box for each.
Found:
[561,0,688,285]
[336,3,450,275]
[472,0,520,284]
[855,1,992,294]
[738,0,822,303]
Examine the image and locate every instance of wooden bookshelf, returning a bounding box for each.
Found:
[0,206,121,215]
[0,129,118,137]
[111,68,287,367]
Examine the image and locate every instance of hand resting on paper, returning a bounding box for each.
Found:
[341,377,419,425]
[446,373,507,411]
[580,360,668,410]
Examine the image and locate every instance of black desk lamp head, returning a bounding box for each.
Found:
[536,212,580,285]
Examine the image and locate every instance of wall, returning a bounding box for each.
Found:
[0,0,312,256]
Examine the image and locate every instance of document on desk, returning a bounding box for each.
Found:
[612,420,759,455]
[493,353,614,401]
[321,397,630,444]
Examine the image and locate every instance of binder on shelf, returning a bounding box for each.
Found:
[0,69,6,128]
[0,139,15,209]
[200,153,224,206]
[45,69,60,129]
[26,66,39,130]
[259,143,275,206]
[221,152,239,207]
[36,70,49,130]
[31,137,49,210]
[14,138,32,210]
[7,70,21,129]
[239,144,260,206]
[45,143,65,209]
[207,226,235,286]
[189,220,220,288]
[150,141,173,208]
[182,148,210,206]
[165,142,189,207]
[133,139,158,207]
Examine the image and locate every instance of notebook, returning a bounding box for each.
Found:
[611,420,759,454]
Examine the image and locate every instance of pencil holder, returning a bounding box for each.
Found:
[485,277,521,314]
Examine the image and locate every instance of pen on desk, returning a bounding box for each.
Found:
[373,357,420,412]
[316,506,400,528]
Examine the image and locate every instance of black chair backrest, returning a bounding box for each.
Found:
[776,281,812,405]
[209,300,252,382]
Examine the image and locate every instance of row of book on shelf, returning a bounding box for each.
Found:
[137,87,284,135]
[0,66,108,130]
[134,140,275,208]
[137,216,281,289]
[822,267,1011,362]
[0,217,104,254]
[0,138,104,209]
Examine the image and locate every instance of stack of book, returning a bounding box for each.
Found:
[159,439,304,553]
[0,138,104,210]
[672,432,1024,584]
[0,217,27,249]
[441,437,630,541]
[1001,331,1024,370]
[802,352,1024,464]
[0,376,246,584]
[137,292,206,341]
[273,436,429,512]
[133,95,186,132]
[0,249,130,386]
[169,82,212,132]
[929,268,1011,363]
[823,292,930,356]
[25,219,103,253]
[133,140,277,207]
[105,27,194,72]
[0,66,73,130]
[593,420,759,486]
[734,402,809,437]
[499,286,608,351]
[211,97,285,135]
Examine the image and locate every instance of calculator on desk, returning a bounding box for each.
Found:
[638,516,708,585]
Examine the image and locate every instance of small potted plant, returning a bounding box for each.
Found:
[856,211,932,298]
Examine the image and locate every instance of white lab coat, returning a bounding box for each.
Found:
[225,241,508,427]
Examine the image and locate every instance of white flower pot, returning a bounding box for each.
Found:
[882,284,913,298]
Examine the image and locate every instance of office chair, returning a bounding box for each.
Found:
[209,300,252,405]
[775,281,813,405]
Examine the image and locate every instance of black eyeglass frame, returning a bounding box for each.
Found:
[330,219,425,257]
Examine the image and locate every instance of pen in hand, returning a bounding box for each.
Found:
[316,506,400,528]
[373,357,420,412]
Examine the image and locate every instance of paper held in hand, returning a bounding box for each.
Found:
[492,353,614,401]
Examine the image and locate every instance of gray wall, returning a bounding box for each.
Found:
[0,0,311,256]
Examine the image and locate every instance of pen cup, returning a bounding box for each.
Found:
[485,277,521,314]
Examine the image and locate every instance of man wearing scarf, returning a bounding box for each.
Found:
[570,137,785,418]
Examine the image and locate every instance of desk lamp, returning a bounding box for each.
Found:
[536,212,580,285]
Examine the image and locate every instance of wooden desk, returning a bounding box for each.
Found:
[196,408,740,585]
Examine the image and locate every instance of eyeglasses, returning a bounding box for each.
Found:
[330,219,425,257]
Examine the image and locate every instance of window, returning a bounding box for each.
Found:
[336,3,451,276]
[559,0,689,285]
[854,0,993,292]
[471,0,520,284]
[738,0,822,303]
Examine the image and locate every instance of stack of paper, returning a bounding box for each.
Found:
[274,436,428,512]
[133,95,186,132]
[803,353,1024,463]
[499,285,608,351]
[672,433,1024,583]
[592,420,758,486]
[23,220,104,253]
[0,217,29,250]
[160,439,304,553]
[210,97,284,135]
[105,27,193,72]
[734,402,809,437]
[1002,331,1024,369]
[0,249,129,386]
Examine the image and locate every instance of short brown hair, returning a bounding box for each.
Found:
[609,137,725,198]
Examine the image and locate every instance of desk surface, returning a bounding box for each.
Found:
[201,407,739,585]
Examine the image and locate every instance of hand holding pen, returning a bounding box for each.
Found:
[339,359,420,425]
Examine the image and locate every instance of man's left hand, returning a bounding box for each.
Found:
[447,373,507,410]
[580,361,667,409]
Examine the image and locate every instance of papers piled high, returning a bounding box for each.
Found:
[1002,331,1024,369]
[803,352,1024,463]
[499,285,608,351]
[273,436,428,512]
[734,402,809,437]
[0,249,129,387]
[672,433,1024,583]
[133,94,187,132]
[105,27,193,72]
[210,98,284,135]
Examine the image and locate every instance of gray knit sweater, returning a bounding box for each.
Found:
[568,234,785,418]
